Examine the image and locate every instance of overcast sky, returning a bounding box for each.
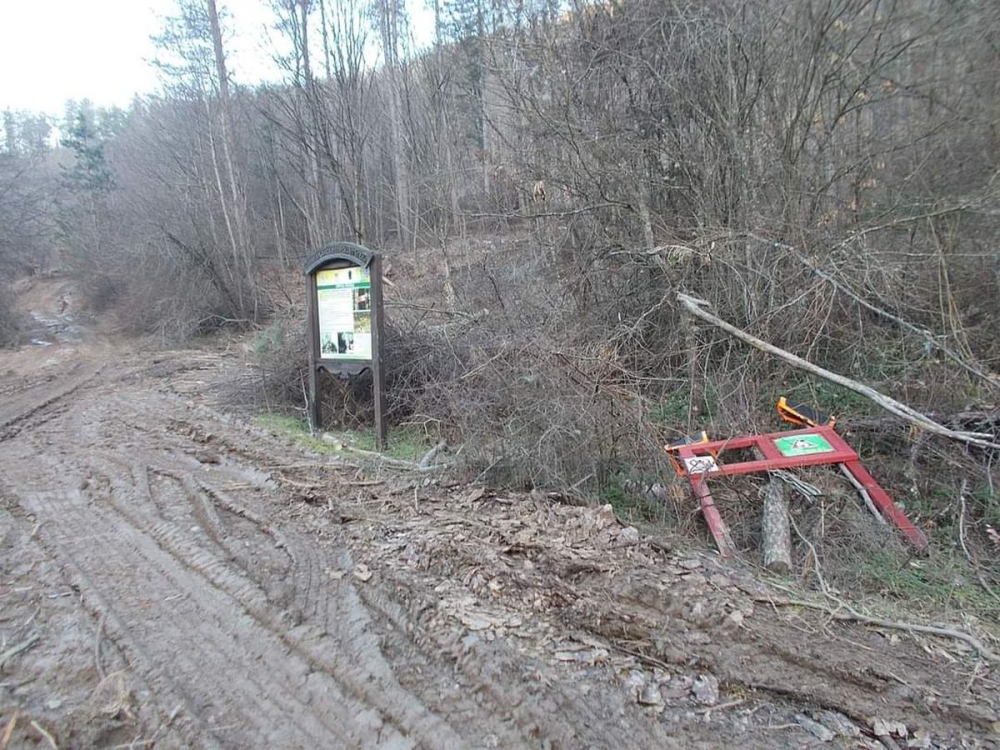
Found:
[0,0,432,119]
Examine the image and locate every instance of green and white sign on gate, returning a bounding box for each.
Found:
[773,433,835,457]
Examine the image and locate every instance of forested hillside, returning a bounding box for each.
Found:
[4,6,1000,742]
[2,0,999,497]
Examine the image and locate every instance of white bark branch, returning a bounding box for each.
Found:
[676,293,1000,450]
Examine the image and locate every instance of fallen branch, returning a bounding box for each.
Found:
[30,721,57,750]
[340,445,450,472]
[676,293,1000,450]
[104,739,158,750]
[275,473,326,490]
[770,239,1000,392]
[259,461,349,470]
[377,461,452,473]
[838,464,886,526]
[763,594,999,664]
[695,699,745,714]
[94,610,107,681]
[843,408,1000,434]
[605,641,673,672]
[419,441,447,469]
[0,634,40,670]
[0,711,18,750]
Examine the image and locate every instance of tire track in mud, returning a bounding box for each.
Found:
[185,475,539,746]
[0,371,57,399]
[2,360,775,748]
[20,487,395,749]
[145,469,463,746]
[41,393,659,747]
[1,375,459,747]
[0,365,811,748]
[31,430,468,748]
[0,362,104,440]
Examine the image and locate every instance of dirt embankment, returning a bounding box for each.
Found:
[0,309,998,747]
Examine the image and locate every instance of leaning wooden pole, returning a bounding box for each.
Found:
[761,474,792,573]
[676,293,1000,451]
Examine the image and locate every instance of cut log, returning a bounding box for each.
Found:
[762,474,792,574]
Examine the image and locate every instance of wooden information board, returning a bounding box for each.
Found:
[304,242,387,449]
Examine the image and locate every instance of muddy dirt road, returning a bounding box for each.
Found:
[1,294,998,747]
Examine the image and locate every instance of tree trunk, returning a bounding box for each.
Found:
[318,0,333,80]
[300,0,331,247]
[206,0,250,317]
[681,308,703,427]
[380,0,410,246]
[762,474,792,574]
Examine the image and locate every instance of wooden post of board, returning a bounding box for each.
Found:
[370,254,387,450]
[306,270,322,430]
[762,474,792,573]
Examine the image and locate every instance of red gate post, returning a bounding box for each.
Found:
[690,475,736,557]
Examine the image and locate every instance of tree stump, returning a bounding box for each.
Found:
[762,474,792,573]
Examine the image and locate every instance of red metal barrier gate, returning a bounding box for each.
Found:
[670,424,929,557]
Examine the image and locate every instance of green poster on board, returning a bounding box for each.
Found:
[315,266,372,359]
[773,433,835,457]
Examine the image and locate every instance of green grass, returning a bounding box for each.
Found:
[967,483,1000,528]
[253,413,429,461]
[650,388,717,427]
[852,547,998,618]
[771,378,880,419]
[340,426,428,461]
[597,464,675,526]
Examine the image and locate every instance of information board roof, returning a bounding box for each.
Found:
[304,242,374,275]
